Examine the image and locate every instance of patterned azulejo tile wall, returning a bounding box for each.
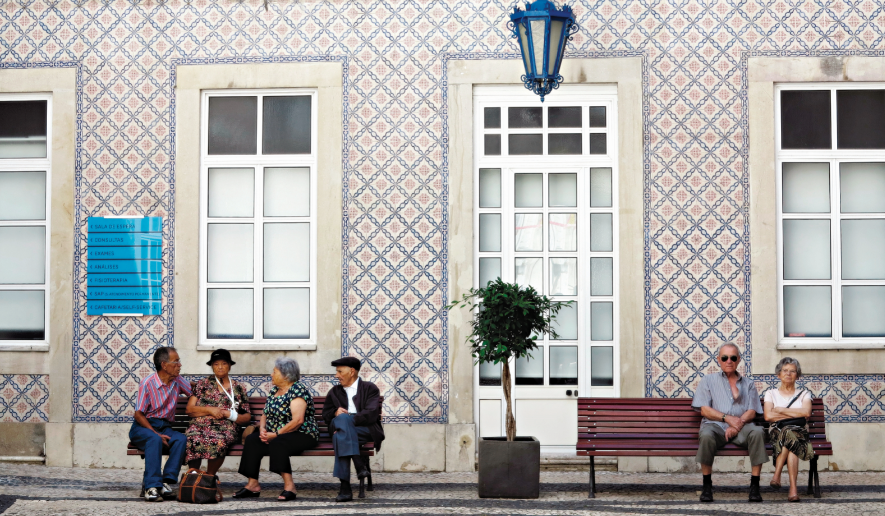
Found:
[0,375,49,423]
[1,0,884,425]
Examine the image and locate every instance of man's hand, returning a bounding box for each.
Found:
[157,433,171,446]
[724,415,744,431]
[335,407,347,417]
[725,426,738,440]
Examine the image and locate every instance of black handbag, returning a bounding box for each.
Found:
[177,468,222,504]
[772,390,807,429]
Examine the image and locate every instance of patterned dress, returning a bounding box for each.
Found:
[185,376,250,461]
[264,382,320,441]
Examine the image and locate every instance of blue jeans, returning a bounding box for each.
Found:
[129,419,187,490]
[330,413,372,482]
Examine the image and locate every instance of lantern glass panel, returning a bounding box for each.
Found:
[518,23,532,76]
[548,19,564,75]
[530,19,547,76]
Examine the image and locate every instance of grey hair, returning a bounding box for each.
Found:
[153,346,177,371]
[716,342,741,360]
[775,357,802,378]
[274,357,301,383]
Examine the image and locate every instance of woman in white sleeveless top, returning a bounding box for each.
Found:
[763,357,814,502]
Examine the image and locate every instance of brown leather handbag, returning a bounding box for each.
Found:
[177,469,222,504]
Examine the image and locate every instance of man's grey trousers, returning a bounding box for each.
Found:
[696,423,767,466]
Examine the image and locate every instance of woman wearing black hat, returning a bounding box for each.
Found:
[184,349,251,477]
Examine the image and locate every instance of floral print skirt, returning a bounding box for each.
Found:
[769,425,815,464]
[185,417,240,461]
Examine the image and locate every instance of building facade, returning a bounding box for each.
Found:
[0,0,883,472]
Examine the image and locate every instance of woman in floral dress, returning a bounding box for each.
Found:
[184,349,251,476]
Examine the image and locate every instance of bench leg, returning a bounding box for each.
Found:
[358,477,366,499]
[813,457,821,498]
[807,456,816,496]
[367,465,373,491]
[588,456,596,498]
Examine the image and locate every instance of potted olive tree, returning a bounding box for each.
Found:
[447,278,571,498]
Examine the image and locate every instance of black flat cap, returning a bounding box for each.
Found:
[207,348,235,366]
[331,357,361,370]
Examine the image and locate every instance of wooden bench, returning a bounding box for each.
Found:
[127,396,381,493]
[577,397,833,498]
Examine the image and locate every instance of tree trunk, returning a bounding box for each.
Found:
[501,360,516,441]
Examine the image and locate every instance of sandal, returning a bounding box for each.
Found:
[233,487,261,498]
[277,490,297,501]
[788,495,801,502]
[769,480,781,490]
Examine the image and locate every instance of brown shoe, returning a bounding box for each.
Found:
[788,495,800,502]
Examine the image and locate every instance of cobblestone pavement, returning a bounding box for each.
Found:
[1,464,884,515]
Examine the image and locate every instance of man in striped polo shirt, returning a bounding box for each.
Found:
[129,347,192,502]
[692,342,766,503]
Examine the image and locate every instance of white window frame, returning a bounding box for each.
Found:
[776,82,885,349]
[472,85,621,396]
[198,89,318,350]
[0,93,52,350]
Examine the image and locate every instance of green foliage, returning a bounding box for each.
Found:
[446,278,573,366]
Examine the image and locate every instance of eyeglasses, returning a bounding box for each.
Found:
[720,355,739,362]
[165,360,182,366]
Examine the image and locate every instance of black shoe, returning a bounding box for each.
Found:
[335,480,353,502]
[277,490,296,501]
[233,487,261,499]
[352,455,370,480]
[700,483,713,502]
[749,483,763,502]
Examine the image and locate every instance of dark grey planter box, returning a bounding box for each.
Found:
[477,436,540,498]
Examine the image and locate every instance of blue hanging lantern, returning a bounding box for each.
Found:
[509,0,579,102]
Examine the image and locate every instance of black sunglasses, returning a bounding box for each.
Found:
[720,355,739,362]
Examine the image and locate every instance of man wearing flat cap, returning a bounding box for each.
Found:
[323,357,385,502]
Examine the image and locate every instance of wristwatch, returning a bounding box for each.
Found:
[720,414,726,422]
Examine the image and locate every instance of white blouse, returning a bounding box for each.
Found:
[764,388,811,408]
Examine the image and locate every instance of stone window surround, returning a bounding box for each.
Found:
[175,62,343,375]
[445,57,646,428]
[749,56,885,373]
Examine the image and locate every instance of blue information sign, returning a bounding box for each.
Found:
[86,216,163,315]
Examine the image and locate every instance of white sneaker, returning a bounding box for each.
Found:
[161,483,176,500]
[144,487,163,502]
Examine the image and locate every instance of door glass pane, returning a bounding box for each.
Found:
[783,220,830,280]
[264,167,309,217]
[588,106,606,128]
[208,96,257,155]
[590,214,613,251]
[841,219,885,279]
[479,361,501,386]
[590,346,614,386]
[0,171,45,220]
[479,168,502,208]
[207,289,253,339]
[264,223,309,282]
[837,90,885,149]
[589,133,607,154]
[263,96,311,154]
[484,107,501,129]
[783,286,831,337]
[484,134,501,155]
[549,107,581,128]
[0,290,44,340]
[515,173,542,207]
[552,301,577,340]
[549,346,577,385]
[591,257,613,296]
[208,168,254,217]
[591,302,614,341]
[515,346,543,385]
[780,90,831,149]
[478,257,501,287]
[550,257,577,296]
[264,288,310,339]
[509,134,543,155]
[782,162,830,213]
[548,213,577,251]
[0,227,45,284]
[590,168,612,207]
[548,134,581,154]
[509,106,542,128]
[0,101,47,158]
[207,224,253,282]
[514,214,543,251]
[478,214,501,252]
[514,257,543,293]
[842,286,885,337]
[548,173,577,207]
[840,162,885,213]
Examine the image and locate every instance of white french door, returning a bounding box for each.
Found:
[473,86,620,452]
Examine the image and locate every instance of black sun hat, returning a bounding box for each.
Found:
[207,348,236,366]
